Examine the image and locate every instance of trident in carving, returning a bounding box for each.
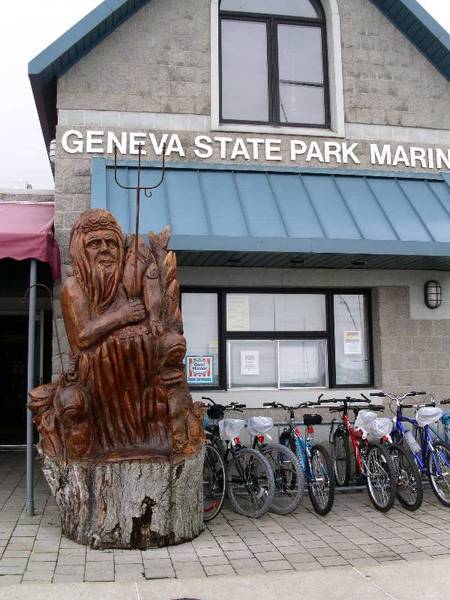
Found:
[113,143,166,291]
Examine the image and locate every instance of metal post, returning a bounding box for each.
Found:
[26,259,37,516]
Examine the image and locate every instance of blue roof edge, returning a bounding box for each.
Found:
[370,0,450,81]
[395,0,450,46]
[28,0,131,75]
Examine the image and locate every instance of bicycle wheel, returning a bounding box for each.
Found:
[203,443,226,521]
[307,444,335,516]
[261,442,305,515]
[388,444,423,511]
[333,428,351,487]
[226,447,275,518]
[365,443,396,512]
[428,442,450,507]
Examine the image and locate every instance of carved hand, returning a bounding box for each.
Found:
[123,299,146,324]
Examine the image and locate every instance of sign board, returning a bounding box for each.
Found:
[227,295,250,331]
[60,129,450,170]
[240,350,259,376]
[186,355,214,384]
[343,331,362,355]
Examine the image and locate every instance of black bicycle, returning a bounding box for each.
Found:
[202,397,275,520]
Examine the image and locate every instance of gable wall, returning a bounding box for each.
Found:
[56,0,450,130]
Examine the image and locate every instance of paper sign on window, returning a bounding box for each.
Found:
[186,355,214,384]
[227,295,250,331]
[343,331,362,355]
[240,350,259,375]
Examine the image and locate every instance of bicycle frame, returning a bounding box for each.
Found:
[392,408,450,476]
[334,402,367,476]
[281,412,317,483]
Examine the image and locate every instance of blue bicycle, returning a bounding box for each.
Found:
[264,401,335,515]
[371,390,450,507]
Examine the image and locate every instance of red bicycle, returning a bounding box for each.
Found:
[319,395,398,512]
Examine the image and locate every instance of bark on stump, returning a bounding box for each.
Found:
[41,451,204,549]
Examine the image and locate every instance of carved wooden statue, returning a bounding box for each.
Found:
[29,209,205,549]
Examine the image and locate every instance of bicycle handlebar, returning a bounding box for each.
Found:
[202,397,246,412]
[263,400,312,411]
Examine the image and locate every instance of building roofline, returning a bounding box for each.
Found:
[29,0,450,156]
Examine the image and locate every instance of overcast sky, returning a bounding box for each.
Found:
[0,1,448,191]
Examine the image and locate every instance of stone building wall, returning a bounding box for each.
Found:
[374,287,450,398]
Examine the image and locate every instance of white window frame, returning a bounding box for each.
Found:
[226,339,329,391]
[210,0,345,138]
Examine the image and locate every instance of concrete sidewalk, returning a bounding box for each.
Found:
[3,452,450,585]
[1,556,450,599]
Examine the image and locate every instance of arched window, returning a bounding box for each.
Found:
[219,0,329,128]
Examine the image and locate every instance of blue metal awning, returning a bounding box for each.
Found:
[92,159,450,270]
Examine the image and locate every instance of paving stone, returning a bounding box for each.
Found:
[22,573,54,582]
[260,560,293,572]
[0,575,22,584]
[254,550,284,562]
[55,564,84,575]
[53,574,85,582]
[173,563,205,578]
[287,552,321,564]
[225,549,253,560]
[0,565,26,575]
[204,564,236,576]
[200,554,230,566]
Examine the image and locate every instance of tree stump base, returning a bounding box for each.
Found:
[41,451,204,549]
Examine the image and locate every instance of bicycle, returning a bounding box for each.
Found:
[371,390,450,507]
[248,415,305,515]
[264,400,335,516]
[202,397,275,519]
[322,395,397,512]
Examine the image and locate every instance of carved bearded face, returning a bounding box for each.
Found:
[69,210,124,312]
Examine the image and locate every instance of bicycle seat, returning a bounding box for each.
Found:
[219,418,246,441]
[303,414,322,426]
[207,404,224,420]
[416,406,443,427]
[247,416,273,436]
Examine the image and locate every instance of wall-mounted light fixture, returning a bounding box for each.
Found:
[424,280,442,309]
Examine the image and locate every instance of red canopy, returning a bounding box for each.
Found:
[0,202,61,280]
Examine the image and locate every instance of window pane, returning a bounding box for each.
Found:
[279,84,325,124]
[334,295,370,385]
[221,0,319,18]
[278,25,324,84]
[274,294,326,331]
[226,294,273,331]
[221,20,269,122]
[279,340,327,387]
[278,24,325,125]
[182,293,219,386]
[228,340,277,388]
[226,293,326,332]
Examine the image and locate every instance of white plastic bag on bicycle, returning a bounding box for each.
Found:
[219,418,246,441]
[366,417,393,442]
[247,416,273,437]
[416,406,443,427]
[354,410,377,434]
